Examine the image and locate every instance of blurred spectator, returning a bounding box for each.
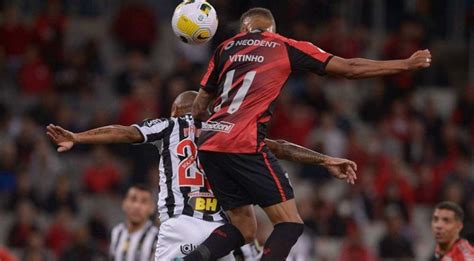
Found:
[317,17,366,58]
[23,230,54,261]
[60,226,107,261]
[383,18,425,99]
[117,79,158,126]
[419,98,443,151]
[45,207,74,256]
[17,45,52,95]
[378,214,415,259]
[301,75,330,114]
[160,74,189,117]
[0,142,18,193]
[0,246,18,261]
[28,90,59,126]
[33,0,67,69]
[28,136,65,198]
[44,175,79,214]
[452,85,474,135]
[7,171,40,210]
[313,199,347,237]
[113,50,149,97]
[309,112,347,157]
[55,39,103,94]
[83,146,121,194]
[386,99,411,143]
[112,1,157,55]
[0,6,31,69]
[405,117,427,164]
[375,156,414,222]
[414,164,437,204]
[359,83,389,125]
[440,182,465,206]
[87,212,109,250]
[7,200,40,248]
[338,223,377,261]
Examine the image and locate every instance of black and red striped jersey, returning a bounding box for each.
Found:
[198,31,333,153]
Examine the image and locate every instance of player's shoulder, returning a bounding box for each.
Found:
[457,239,474,253]
[216,32,247,52]
[111,222,126,233]
[150,224,159,234]
[139,117,173,127]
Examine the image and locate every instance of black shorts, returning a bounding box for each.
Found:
[198,147,294,210]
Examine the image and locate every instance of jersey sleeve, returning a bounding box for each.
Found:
[200,48,220,93]
[286,40,333,75]
[132,118,170,144]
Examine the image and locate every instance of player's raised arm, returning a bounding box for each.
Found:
[192,89,214,121]
[325,49,431,79]
[265,138,357,184]
[46,124,143,152]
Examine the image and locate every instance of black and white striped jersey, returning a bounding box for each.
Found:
[133,114,226,223]
[109,221,159,261]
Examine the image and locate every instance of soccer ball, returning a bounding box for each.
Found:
[171,0,218,45]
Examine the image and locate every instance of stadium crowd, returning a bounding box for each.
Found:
[0,0,472,260]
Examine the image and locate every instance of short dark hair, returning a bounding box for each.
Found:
[129,184,153,194]
[435,201,464,221]
[239,7,274,26]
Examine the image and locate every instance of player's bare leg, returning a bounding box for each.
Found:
[260,199,304,260]
[226,205,257,243]
[263,198,303,224]
[183,205,256,261]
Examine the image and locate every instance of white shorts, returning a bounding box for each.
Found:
[155,215,234,261]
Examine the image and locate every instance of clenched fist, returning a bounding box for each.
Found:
[406,49,432,70]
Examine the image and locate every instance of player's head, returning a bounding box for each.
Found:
[432,201,464,245]
[171,90,197,117]
[240,7,276,33]
[122,184,155,226]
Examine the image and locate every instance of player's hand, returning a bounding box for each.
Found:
[46,124,76,152]
[323,157,357,184]
[406,49,431,70]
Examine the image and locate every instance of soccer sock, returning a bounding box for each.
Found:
[260,222,304,261]
[183,223,245,261]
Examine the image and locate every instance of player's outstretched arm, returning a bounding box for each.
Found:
[326,49,431,79]
[192,89,214,121]
[46,124,143,152]
[265,138,357,184]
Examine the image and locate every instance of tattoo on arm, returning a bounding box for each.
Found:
[266,139,329,165]
[76,125,141,144]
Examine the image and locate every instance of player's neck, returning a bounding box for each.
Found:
[438,236,460,255]
[126,220,148,233]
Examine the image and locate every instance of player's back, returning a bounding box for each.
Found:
[133,115,225,223]
[199,31,332,153]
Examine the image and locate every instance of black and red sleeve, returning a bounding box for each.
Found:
[286,40,333,75]
[200,48,221,94]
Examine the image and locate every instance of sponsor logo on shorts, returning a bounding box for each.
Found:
[180,243,197,255]
[202,121,234,133]
[188,197,219,212]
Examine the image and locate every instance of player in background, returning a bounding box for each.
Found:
[432,201,474,260]
[46,91,357,260]
[110,185,159,261]
[188,7,431,261]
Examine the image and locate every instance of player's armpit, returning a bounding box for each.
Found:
[192,89,215,121]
